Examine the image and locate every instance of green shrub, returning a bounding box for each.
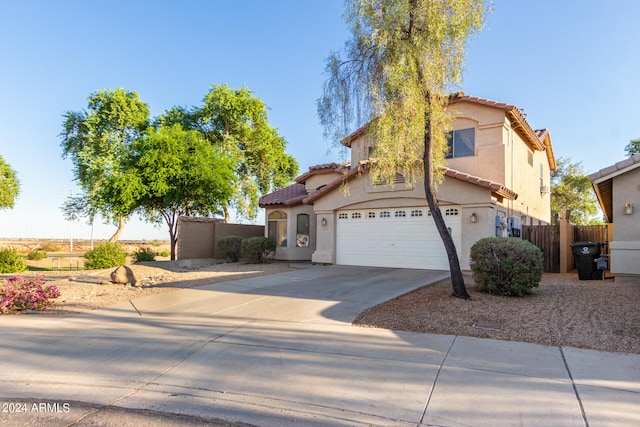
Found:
[133,247,156,263]
[157,250,170,257]
[27,250,48,260]
[470,237,543,297]
[84,242,128,270]
[241,237,276,264]
[218,236,243,262]
[0,247,27,274]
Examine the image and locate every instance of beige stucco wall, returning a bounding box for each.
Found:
[349,101,552,225]
[304,172,342,194]
[612,168,640,241]
[265,204,316,261]
[177,217,264,260]
[448,102,552,225]
[610,167,640,279]
[446,104,507,184]
[310,172,498,270]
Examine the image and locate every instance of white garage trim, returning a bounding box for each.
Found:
[336,207,461,270]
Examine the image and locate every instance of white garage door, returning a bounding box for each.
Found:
[336,207,461,270]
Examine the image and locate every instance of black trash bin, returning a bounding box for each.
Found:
[570,242,603,280]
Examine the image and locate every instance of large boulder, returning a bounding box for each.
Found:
[110,265,137,286]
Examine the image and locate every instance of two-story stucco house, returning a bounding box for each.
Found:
[259,93,556,270]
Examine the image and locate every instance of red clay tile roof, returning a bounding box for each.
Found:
[295,162,344,184]
[303,164,365,204]
[443,168,518,200]
[449,93,545,152]
[341,93,548,156]
[258,183,307,207]
[301,162,517,204]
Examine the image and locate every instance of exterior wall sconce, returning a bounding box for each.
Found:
[321,217,328,227]
[625,202,633,215]
[470,212,478,223]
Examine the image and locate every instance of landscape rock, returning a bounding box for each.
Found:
[110,265,138,286]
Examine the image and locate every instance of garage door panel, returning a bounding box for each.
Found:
[336,207,460,270]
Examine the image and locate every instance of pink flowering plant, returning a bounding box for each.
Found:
[0,275,61,314]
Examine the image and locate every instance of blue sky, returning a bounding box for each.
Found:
[1,0,639,241]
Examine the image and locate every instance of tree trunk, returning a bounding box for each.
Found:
[170,234,177,261]
[108,216,126,243]
[167,217,178,261]
[423,115,470,299]
[223,206,231,223]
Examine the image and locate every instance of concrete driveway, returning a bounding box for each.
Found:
[1,265,639,426]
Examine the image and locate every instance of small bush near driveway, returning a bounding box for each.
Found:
[218,236,243,262]
[470,237,543,297]
[241,237,276,264]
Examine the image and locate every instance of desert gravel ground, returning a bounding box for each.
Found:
[3,263,638,354]
[1,260,293,315]
[355,273,640,354]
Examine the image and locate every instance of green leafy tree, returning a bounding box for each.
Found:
[60,88,150,242]
[551,157,599,224]
[0,155,20,210]
[624,137,640,157]
[318,0,487,299]
[198,84,299,221]
[130,124,235,260]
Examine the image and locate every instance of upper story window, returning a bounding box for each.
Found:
[446,128,475,158]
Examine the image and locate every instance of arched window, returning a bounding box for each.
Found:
[268,211,288,247]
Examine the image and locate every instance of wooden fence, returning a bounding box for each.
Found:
[574,225,609,250]
[521,224,608,273]
[521,225,560,273]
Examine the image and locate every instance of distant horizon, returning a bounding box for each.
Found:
[0,237,170,242]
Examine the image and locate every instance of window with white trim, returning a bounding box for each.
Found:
[338,213,348,219]
[410,210,423,217]
[380,211,391,218]
[368,212,376,218]
[352,212,361,219]
[446,128,475,158]
[395,210,407,217]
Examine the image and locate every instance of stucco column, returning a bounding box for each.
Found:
[311,210,335,264]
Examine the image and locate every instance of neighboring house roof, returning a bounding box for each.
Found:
[258,183,307,208]
[589,154,640,222]
[340,92,557,171]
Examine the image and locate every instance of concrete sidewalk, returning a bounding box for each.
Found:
[1,265,639,426]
